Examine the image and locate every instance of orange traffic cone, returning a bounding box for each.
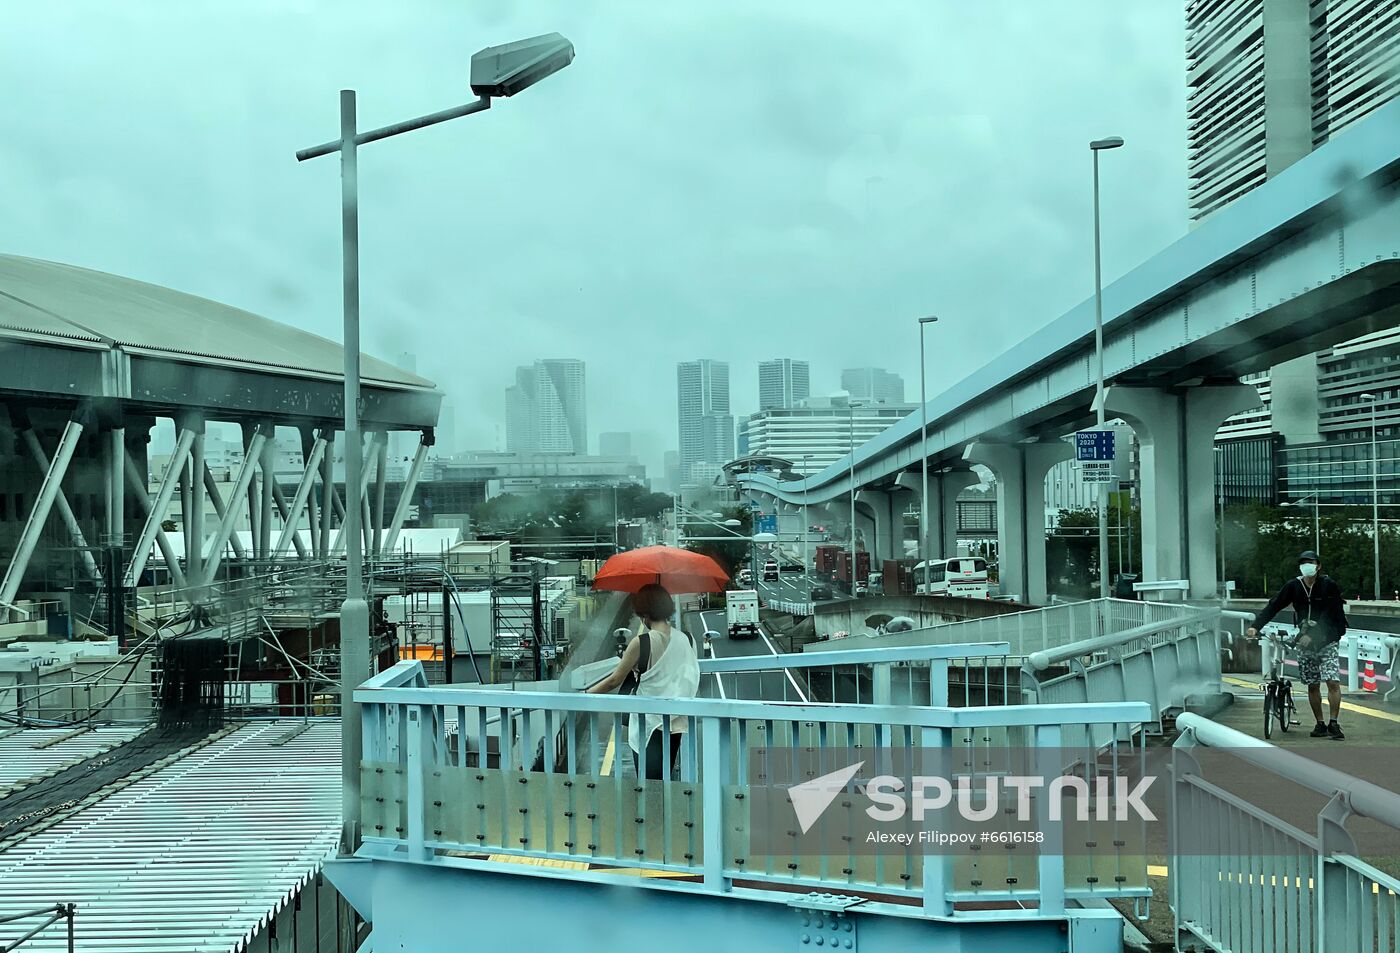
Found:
[1363,660,1377,693]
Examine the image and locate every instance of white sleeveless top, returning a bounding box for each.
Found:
[629,628,700,754]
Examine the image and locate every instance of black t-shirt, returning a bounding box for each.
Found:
[1251,575,1347,646]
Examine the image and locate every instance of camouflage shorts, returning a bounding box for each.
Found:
[1297,642,1340,686]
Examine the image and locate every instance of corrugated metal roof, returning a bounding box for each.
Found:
[0,720,340,952]
[0,727,144,791]
[0,255,432,390]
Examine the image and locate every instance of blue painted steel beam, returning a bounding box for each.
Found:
[326,855,1125,953]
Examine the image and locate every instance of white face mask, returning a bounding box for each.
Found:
[1300,563,1319,579]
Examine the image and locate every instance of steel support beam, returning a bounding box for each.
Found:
[320,429,335,557]
[202,429,267,586]
[19,429,101,583]
[1,420,86,617]
[373,433,389,555]
[188,425,206,580]
[382,437,430,555]
[333,432,381,555]
[273,436,326,559]
[124,428,195,589]
[270,482,311,559]
[201,466,248,560]
[259,431,276,559]
[122,452,189,593]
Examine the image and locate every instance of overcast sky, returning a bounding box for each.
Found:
[1,2,1187,475]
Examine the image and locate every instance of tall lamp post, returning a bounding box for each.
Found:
[843,395,864,592]
[1090,135,1124,599]
[1363,392,1381,598]
[801,454,811,588]
[917,316,938,594]
[1282,494,1321,556]
[296,33,574,854]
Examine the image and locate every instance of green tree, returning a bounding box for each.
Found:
[1046,507,1098,599]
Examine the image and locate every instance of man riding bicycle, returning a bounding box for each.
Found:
[1246,550,1347,740]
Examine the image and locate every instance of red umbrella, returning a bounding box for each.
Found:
[592,546,729,594]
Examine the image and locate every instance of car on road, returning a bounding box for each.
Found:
[854,584,869,597]
[762,560,779,582]
[810,585,833,601]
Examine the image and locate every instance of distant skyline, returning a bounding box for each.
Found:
[0,3,1187,478]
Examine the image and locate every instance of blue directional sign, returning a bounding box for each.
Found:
[747,500,763,512]
[1075,430,1116,461]
[756,514,778,535]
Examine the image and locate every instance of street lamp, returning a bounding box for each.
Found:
[1281,494,1321,556]
[296,32,574,854]
[1363,392,1381,599]
[839,393,865,592]
[1090,135,1124,599]
[918,316,938,595]
[800,453,811,590]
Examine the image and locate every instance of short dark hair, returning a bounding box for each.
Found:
[632,584,675,624]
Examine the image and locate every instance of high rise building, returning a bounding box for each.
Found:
[1187,0,1399,223]
[505,360,587,454]
[598,431,633,458]
[758,358,810,411]
[739,395,917,475]
[1186,2,1400,508]
[677,359,734,484]
[841,367,905,404]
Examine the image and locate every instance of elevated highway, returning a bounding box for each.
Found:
[740,100,1400,604]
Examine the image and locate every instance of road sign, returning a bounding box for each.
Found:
[1075,429,1116,461]
[747,500,763,511]
[1078,461,1114,484]
[756,514,778,535]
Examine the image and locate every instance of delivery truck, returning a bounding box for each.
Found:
[726,589,760,639]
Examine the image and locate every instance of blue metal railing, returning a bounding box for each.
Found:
[355,661,1152,917]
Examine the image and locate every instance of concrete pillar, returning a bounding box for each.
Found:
[856,490,894,562]
[962,440,1072,606]
[938,470,980,559]
[1107,383,1261,600]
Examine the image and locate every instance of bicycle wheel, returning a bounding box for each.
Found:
[1263,684,1275,739]
[1278,686,1295,733]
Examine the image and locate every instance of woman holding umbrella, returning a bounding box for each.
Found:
[586,583,700,779]
[587,546,724,779]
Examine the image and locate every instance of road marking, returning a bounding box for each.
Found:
[1222,676,1400,723]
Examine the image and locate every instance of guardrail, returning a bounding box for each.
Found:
[696,641,1015,707]
[1022,607,1223,746]
[1222,609,1400,699]
[356,660,1153,916]
[1171,714,1400,953]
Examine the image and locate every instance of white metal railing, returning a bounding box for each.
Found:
[1171,714,1400,953]
[1022,607,1223,746]
[356,660,1153,916]
[806,597,1203,657]
[695,640,1016,708]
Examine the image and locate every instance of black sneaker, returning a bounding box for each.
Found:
[1328,720,1345,741]
[1310,721,1329,737]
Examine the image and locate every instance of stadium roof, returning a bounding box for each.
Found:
[0,255,439,429]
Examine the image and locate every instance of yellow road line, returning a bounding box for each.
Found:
[1222,676,1400,723]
